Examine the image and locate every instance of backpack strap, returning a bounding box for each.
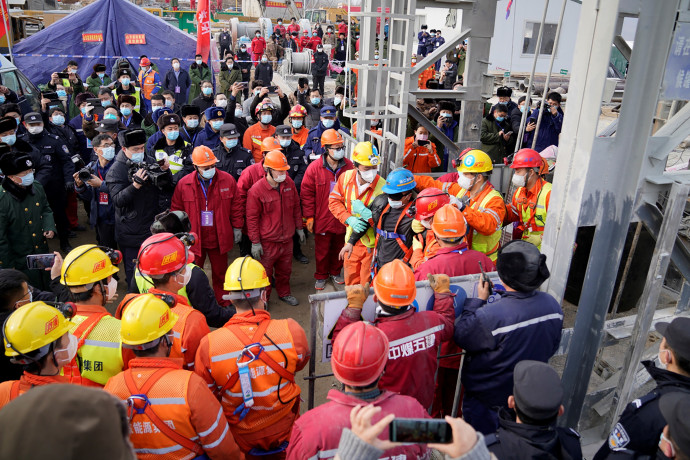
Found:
[65,312,110,384]
[124,368,203,456]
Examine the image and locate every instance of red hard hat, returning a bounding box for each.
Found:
[510,148,542,169]
[331,322,389,386]
[137,233,194,276]
[415,188,450,221]
[140,57,151,67]
[451,148,474,169]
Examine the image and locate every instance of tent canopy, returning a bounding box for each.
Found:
[13,0,197,86]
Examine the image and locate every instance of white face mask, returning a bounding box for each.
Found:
[274,172,287,183]
[457,174,474,190]
[106,277,118,301]
[27,126,43,135]
[388,198,404,209]
[330,148,345,160]
[216,99,228,108]
[359,169,377,183]
[177,267,192,287]
[512,172,527,187]
[421,219,432,229]
[54,333,78,367]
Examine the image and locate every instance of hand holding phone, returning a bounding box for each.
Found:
[478,261,494,299]
[26,253,57,270]
[389,418,452,444]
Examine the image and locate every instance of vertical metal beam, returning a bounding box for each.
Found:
[607,182,690,430]
[557,0,680,428]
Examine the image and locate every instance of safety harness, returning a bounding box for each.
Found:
[124,367,204,456]
[63,312,109,385]
[374,201,415,266]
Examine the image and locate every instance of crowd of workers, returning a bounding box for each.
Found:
[0,16,686,460]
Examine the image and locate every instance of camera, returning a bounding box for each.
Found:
[128,160,171,190]
[71,154,93,182]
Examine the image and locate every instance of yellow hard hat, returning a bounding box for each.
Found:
[3,302,74,357]
[61,245,120,286]
[120,294,178,348]
[456,149,493,174]
[352,141,381,167]
[223,257,270,299]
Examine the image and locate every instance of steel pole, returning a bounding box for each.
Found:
[531,0,567,150]
[514,0,549,154]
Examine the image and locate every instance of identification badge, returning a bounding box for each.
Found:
[98,192,109,205]
[201,210,213,226]
[175,86,181,93]
[86,138,92,148]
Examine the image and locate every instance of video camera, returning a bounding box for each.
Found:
[127,160,171,190]
[71,154,93,183]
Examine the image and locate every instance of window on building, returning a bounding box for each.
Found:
[522,22,559,55]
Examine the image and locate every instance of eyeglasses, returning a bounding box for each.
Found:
[14,289,32,309]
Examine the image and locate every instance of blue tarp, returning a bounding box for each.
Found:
[13,0,197,86]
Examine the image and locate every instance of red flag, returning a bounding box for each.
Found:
[196,0,210,62]
[0,0,10,39]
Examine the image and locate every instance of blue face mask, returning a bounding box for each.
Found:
[200,167,216,179]
[103,113,118,120]
[322,119,335,128]
[121,107,132,117]
[261,114,272,124]
[441,113,453,119]
[210,120,224,130]
[52,115,65,126]
[186,119,199,129]
[80,107,89,115]
[56,90,67,98]
[166,130,180,140]
[2,134,16,146]
[279,139,291,148]
[333,97,342,106]
[101,100,111,108]
[235,108,243,118]
[225,138,239,149]
[202,87,213,96]
[165,99,173,108]
[130,152,145,163]
[20,172,34,187]
[520,106,526,113]
[120,78,130,86]
[495,116,505,122]
[0,95,5,104]
[292,119,303,129]
[101,146,115,160]
[311,97,321,105]
[97,72,105,79]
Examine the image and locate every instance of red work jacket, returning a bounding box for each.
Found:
[246,176,302,243]
[287,390,430,460]
[251,36,266,56]
[171,170,243,258]
[333,293,455,409]
[300,156,353,234]
[414,243,495,281]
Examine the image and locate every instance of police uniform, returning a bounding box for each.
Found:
[594,318,690,460]
[19,112,74,251]
[212,123,254,181]
[485,360,583,460]
[276,124,307,192]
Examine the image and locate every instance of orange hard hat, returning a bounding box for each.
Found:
[373,259,416,308]
[331,322,389,386]
[137,233,194,276]
[431,204,468,239]
[320,129,343,147]
[263,150,290,171]
[191,146,218,167]
[261,136,281,152]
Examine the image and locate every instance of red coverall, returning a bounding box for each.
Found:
[307,35,322,51]
[246,176,302,299]
[287,23,301,35]
[274,24,287,37]
[299,35,310,51]
[237,161,266,241]
[300,156,354,281]
[286,390,430,460]
[251,36,267,66]
[333,292,455,409]
[171,170,243,304]
[414,243,495,416]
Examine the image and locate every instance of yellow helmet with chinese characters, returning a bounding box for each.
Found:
[60,244,121,286]
[120,294,178,349]
[3,302,74,357]
[455,149,493,174]
[223,256,270,300]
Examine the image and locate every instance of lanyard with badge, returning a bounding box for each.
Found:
[199,176,213,226]
[97,166,109,205]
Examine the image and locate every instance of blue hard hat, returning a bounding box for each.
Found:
[382,168,416,194]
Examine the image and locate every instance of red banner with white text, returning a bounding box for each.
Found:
[196,0,210,62]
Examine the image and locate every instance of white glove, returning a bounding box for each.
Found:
[233,228,242,243]
[251,243,263,259]
[296,229,306,244]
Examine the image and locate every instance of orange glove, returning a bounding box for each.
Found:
[306,217,314,233]
[345,283,370,310]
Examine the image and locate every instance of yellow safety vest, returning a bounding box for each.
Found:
[113,86,141,112]
[134,263,195,302]
[461,188,503,262]
[342,169,385,249]
[518,182,551,249]
[67,314,123,386]
[154,141,190,175]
